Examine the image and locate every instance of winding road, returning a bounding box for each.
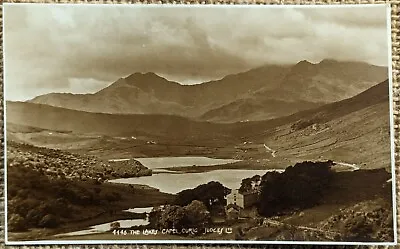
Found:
[257,218,341,240]
[262,143,360,172]
[333,161,360,171]
[263,144,276,158]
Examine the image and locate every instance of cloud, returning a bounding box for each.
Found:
[3,4,389,100]
[300,6,388,28]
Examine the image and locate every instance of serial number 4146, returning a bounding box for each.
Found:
[112,229,141,236]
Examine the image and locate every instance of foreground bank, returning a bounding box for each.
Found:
[54,161,393,242]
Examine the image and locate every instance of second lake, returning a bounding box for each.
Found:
[109,156,282,194]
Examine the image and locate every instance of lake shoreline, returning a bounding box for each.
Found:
[46,157,271,239]
[162,160,287,173]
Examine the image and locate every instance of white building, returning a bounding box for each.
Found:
[226,189,245,208]
[226,189,258,209]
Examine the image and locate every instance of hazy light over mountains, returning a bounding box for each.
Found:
[4,4,389,101]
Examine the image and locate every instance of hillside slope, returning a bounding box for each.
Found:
[233,79,391,170]
[199,60,387,122]
[6,101,233,143]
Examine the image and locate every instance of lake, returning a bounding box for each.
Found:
[109,156,282,194]
[124,207,153,213]
[55,218,149,237]
[110,169,281,194]
[109,156,241,169]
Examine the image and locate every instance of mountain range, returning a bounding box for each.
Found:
[29,59,388,123]
[7,79,390,142]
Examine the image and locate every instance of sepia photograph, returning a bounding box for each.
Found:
[3,3,397,245]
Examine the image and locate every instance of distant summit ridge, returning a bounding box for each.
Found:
[319,58,339,64]
[297,59,315,65]
[291,60,316,72]
[126,72,165,80]
[29,59,388,122]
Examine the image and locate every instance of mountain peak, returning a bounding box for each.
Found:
[296,60,314,66]
[291,60,315,72]
[125,72,161,80]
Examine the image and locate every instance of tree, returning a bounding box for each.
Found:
[150,200,211,235]
[175,181,229,210]
[239,175,261,193]
[153,205,186,230]
[184,200,211,230]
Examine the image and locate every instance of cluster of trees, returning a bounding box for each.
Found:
[174,181,230,210]
[149,200,211,235]
[258,160,334,217]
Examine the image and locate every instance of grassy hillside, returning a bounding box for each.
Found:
[6,101,237,143]
[7,141,152,181]
[7,141,173,240]
[228,80,391,170]
[232,79,389,137]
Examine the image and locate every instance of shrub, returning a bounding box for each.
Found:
[26,208,47,227]
[38,214,59,228]
[110,221,120,230]
[8,214,27,232]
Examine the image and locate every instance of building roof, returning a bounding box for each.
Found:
[226,203,241,211]
[228,188,258,196]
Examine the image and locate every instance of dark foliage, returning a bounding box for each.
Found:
[149,200,211,235]
[7,165,122,231]
[258,160,334,217]
[38,214,59,228]
[174,181,230,210]
[239,174,261,193]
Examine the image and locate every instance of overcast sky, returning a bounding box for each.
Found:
[4,4,390,101]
